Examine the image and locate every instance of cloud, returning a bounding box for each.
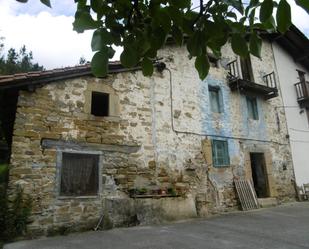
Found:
[0,10,93,69]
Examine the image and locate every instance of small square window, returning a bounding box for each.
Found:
[209,86,222,113]
[212,140,230,167]
[60,153,99,196]
[246,96,259,120]
[91,91,109,117]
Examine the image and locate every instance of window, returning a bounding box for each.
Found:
[240,57,254,81]
[91,91,109,117]
[212,140,230,167]
[297,70,306,83]
[209,86,222,113]
[246,96,259,120]
[60,152,99,196]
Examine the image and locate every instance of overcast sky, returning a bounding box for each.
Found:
[0,0,308,70]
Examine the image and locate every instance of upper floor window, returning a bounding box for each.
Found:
[212,140,230,167]
[91,91,109,117]
[209,86,223,113]
[297,70,306,83]
[246,96,259,120]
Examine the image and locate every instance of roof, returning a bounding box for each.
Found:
[266,25,309,71]
[0,61,147,90]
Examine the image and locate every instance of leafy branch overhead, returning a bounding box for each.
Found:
[19,0,309,79]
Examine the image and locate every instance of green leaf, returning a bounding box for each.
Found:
[260,0,273,23]
[171,26,183,46]
[73,10,100,33]
[15,0,28,3]
[249,8,256,26]
[90,0,103,13]
[222,0,244,14]
[91,29,102,51]
[276,0,292,33]
[231,34,249,57]
[120,46,139,68]
[91,50,109,77]
[249,0,260,7]
[263,15,276,30]
[91,28,114,51]
[40,0,51,7]
[151,27,167,50]
[187,31,204,57]
[227,12,238,20]
[107,47,115,59]
[249,33,262,58]
[141,58,154,76]
[195,54,210,80]
[295,0,309,14]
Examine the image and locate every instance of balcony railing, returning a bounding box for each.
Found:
[295,81,309,108]
[227,59,278,100]
[263,72,277,89]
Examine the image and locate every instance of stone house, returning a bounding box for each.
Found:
[0,35,296,236]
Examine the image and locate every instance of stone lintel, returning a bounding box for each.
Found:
[41,139,140,154]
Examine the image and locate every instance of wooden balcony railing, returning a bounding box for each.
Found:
[227,59,278,100]
[295,81,309,100]
[295,81,309,108]
[227,59,240,80]
[263,72,277,89]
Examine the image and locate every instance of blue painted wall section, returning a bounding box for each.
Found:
[199,76,269,163]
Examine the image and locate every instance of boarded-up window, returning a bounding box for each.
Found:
[212,140,230,167]
[60,153,99,196]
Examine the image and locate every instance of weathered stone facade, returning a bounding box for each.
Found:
[8,41,296,236]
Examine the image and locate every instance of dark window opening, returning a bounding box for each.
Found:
[91,91,109,117]
[60,153,99,196]
[240,57,254,82]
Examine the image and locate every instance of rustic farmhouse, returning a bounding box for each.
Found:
[0,31,299,236]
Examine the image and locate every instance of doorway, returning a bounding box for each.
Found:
[250,153,269,198]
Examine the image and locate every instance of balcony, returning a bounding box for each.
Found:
[227,59,278,100]
[295,81,309,108]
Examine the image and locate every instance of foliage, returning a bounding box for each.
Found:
[79,56,87,65]
[18,0,308,80]
[0,164,32,243]
[0,44,44,75]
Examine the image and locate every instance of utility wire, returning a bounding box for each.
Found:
[164,67,288,146]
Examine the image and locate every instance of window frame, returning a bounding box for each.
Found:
[246,96,259,120]
[56,150,102,199]
[212,140,230,167]
[209,85,223,113]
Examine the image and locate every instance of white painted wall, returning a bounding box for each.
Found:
[272,43,309,186]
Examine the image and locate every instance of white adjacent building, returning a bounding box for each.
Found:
[271,25,309,186]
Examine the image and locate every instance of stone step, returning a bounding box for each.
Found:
[258,198,278,208]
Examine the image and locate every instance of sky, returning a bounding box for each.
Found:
[0,0,308,70]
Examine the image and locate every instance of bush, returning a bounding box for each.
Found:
[0,164,32,243]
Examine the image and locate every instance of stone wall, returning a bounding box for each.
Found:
[8,41,296,236]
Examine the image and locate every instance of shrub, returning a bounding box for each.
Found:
[0,164,32,243]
